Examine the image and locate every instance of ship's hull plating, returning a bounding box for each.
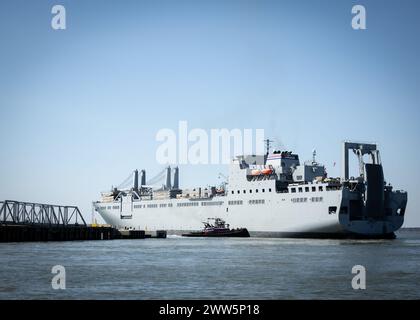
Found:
[95,187,405,239]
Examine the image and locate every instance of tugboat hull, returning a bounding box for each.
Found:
[182,228,250,237]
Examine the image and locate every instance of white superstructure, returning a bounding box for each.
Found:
[94,142,407,238]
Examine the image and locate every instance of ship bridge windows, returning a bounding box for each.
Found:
[298,187,303,193]
[319,186,324,192]
[269,188,272,192]
[249,189,252,193]
[291,188,296,193]
[305,187,310,192]
[262,189,265,192]
[312,186,316,192]
[256,189,259,193]
[228,200,243,205]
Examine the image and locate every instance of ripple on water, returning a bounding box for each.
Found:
[1,230,420,299]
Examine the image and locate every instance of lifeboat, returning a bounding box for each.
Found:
[261,168,273,175]
[251,169,262,176]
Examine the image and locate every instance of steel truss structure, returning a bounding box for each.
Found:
[0,200,86,226]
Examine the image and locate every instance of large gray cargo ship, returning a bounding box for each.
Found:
[94,142,407,238]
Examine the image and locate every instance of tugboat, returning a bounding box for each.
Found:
[182,218,250,237]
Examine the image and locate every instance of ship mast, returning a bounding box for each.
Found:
[264,138,274,155]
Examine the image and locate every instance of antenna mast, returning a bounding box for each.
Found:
[312,149,317,164]
[264,139,274,155]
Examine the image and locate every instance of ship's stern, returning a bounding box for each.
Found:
[338,165,407,238]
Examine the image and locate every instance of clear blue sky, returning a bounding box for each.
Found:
[0,0,419,226]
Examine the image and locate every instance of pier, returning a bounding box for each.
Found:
[0,200,166,242]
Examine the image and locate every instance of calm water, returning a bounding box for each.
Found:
[1,229,420,299]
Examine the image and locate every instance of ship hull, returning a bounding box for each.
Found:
[94,185,406,239]
[95,189,343,234]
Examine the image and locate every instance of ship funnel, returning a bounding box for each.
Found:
[133,169,139,190]
[172,166,179,189]
[165,166,172,190]
[140,169,146,186]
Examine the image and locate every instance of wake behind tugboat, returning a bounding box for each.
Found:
[182,218,250,237]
